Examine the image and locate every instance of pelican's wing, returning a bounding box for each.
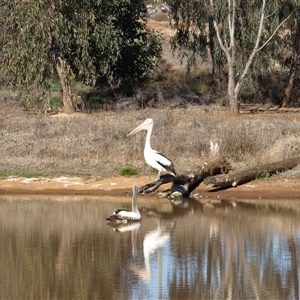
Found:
[114,209,129,214]
[154,151,176,174]
[106,209,128,221]
[106,210,141,222]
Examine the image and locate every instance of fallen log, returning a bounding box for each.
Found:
[139,142,232,197]
[203,155,300,189]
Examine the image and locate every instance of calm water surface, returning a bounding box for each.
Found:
[0,194,300,300]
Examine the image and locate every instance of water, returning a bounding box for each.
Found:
[0,195,299,300]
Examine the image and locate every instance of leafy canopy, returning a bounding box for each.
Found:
[169,0,285,77]
[0,0,162,90]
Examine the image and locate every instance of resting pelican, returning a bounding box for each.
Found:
[127,118,176,177]
[106,185,141,222]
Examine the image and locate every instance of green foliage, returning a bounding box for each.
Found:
[0,169,11,178]
[150,167,158,173]
[119,166,139,176]
[49,96,63,108]
[18,171,42,178]
[258,172,271,181]
[238,82,256,104]
[0,169,41,178]
[83,91,111,110]
[168,0,300,107]
[169,0,288,77]
[0,0,162,107]
[120,203,132,210]
[255,203,270,211]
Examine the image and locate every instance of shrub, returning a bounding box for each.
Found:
[119,166,139,176]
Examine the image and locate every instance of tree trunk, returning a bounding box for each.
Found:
[47,4,74,114]
[203,155,300,189]
[208,16,216,78]
[55,57,75,114]
[281,17,300,108]
[282,61,298,108]
[61,82,74,114]
[139,143,300,197]
[228,62,239,113]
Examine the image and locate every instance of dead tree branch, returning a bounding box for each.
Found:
[139,142,300,197]
[139,142,232,197]
[203,155,300,189]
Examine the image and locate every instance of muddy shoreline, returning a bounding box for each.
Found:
[0,176,300,200]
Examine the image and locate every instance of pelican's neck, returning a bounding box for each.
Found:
[144,122,153,151]
[131,227,138,258]
[132,194,140,216]
[143,246,151,280]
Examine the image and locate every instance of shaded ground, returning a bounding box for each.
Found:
[0,175,300,200]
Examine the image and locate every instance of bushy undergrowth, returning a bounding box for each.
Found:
[0,103,300,179]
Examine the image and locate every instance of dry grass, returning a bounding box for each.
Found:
[0,101,300,179]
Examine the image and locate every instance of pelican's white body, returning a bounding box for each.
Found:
[127,118,176,176]
[106,185,141,222]
[113,222,141,233]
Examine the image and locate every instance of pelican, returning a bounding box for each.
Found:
[109,222,141,233]
[108,222,141,258]
[127,118,176,177]
[106,185,141,222]
[129,218,175,281]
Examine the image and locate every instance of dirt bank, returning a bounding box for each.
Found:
[0,176,300,200]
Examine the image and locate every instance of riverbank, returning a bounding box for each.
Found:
[1,175,300,200]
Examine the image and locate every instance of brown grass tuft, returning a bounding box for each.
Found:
[262,135,300,163]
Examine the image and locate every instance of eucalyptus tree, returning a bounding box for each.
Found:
[0,0,161,113]
[169,0,295,112]
[281,4,300,107]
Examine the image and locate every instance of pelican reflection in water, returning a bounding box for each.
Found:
[108,221,141,258]
[129,218,175,281]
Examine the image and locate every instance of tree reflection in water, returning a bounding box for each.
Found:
[166,199,300,299]
[0,196,299,299]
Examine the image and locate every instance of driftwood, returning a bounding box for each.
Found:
[203,155,300,189]
[139,142,300,198]
[139,142,232,197]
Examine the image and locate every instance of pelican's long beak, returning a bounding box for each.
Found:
[127,121,148,137]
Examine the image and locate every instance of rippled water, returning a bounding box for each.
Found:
[0,195,300,299]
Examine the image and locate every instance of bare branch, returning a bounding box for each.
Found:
[235,0,265,94]
[257,10,295,51]
[210,0,230,57]
[228,0,232,50]
[228,0,236,48]
[236,2,295,95]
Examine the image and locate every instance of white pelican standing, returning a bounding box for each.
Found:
[106,185,141,222]
[127,118,176,177]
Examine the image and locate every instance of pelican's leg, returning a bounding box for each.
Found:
[157,171,161,180]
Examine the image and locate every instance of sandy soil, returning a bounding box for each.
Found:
[0,175,300,200]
